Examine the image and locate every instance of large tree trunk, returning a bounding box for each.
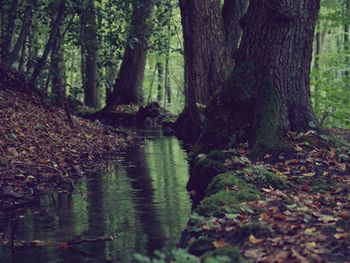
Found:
[200,0,320,153]
[107,0,154,107]
[177,0,232,140]
[222,0,249,57]
[80,0,99,108]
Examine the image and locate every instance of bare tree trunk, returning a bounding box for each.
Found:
[1,0,19,59]
[26,18,38,75]
[156,60,164,103]
[177,0,232,140]
[344,0,350,88]
[80,0,100,108]
[222,0,249,57]
[18,36,26,71]
[4,3,32,69]
[51,30,66,107]
[30,0,66,84]
[164,23,172,107]
[107,0,155,107]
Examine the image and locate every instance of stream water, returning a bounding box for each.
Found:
[0,135,192,263]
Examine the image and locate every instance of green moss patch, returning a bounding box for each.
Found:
[240,165,291,189]
[196,172,261,217]
[203,247,247,263]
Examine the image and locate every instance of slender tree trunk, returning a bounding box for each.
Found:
[1,0,19,59]
[147,63,157,103]
[18,36,26,71]
[344,0,350,87]
[26,18,38,75]
[200,0,320,153]
[31,0,66,83]
[80,0,99,108]
[51,31,66,107]
[156,60,164,103]
[222,0,248,57]
[4,3,32,69]
[313,22,322,110]
[107,0,155,107]
[164,23,172,107]
[177,0,232,140]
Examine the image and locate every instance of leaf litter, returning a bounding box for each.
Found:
[184,131,350,262]
[0,87,133,212]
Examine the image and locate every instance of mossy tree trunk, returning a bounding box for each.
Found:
[200,0,320,153]
[177,0,232,141]
[107,0,154,107]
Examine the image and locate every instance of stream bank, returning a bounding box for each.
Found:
[0,135,192,262]
[177,132,350,263]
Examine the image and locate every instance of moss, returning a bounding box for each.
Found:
[241,165,291,190]
[251,80,288,156]
[188,157,227,194]
[198,63,257,152]
[197,187,260,217]
[203,247,247,263]
[196,192,241,217]
[205,172,260,196]
[194,157,226,177]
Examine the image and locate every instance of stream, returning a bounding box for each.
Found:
[0,135,192,263]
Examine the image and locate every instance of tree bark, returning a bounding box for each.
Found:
[344,0,350,87]
[200,0,320,153]
[51,30,66,107]
[177,0,232,140]
[26,17,39,75]
[4,3,32,69]
[80,0,100,108]
[156,60,164,103]
[1,0,19,59]
[31,0,66,84]
[107,0,155,107]
[164,23,172,107]
[222,0,248,57]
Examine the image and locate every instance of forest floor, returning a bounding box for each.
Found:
[0,75,134,211]
[181,131,350,263]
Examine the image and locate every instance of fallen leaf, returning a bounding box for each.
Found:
[305,242,317,248]
[304,227,316,235]
[334,233,348,240]
[213,239,230,248]
[249,234,263,245]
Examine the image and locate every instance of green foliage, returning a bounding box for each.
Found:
[134,249,230,263]
[203,247,247,263]
[311,1,350,128]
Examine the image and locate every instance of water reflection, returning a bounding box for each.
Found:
[0,137,191,263]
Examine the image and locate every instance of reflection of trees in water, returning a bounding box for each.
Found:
[0,138,191,263]
[123,145,166,254]
[145,137,191,248]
